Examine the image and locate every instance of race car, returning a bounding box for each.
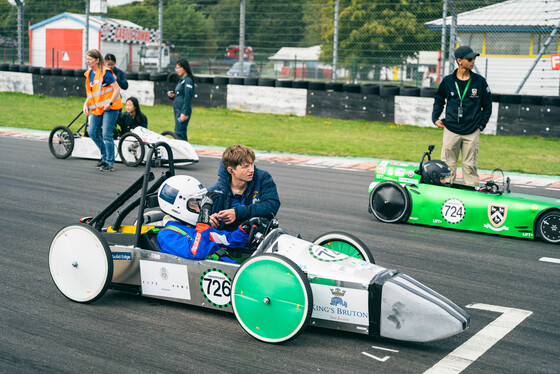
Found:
[48,112,198,167]
[48,142,470,344]
[368,145,560,244]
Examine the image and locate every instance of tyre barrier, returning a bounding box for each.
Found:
[149,72,168,82]
[213,76,228,85]
[361,85,380,95]
[9,64,20,72]
[258,78,275,87]
[275,80,292,88]
[419,87,437,98]
[228,77,245,85]
[244,77,259,86]
[137,72,150,80]
[308,82,325,91]
[29,66,42,74]
[342,84,361,93]
[125,72,138,80]
[292,81,309,89]
[325,82,343,92]
[18,65,30,73]
[399,86,420,96]
[379,86,400,96]
[0,63,9,71]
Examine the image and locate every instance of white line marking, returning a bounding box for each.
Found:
[423,303,532,374]
[361,352,390,362]
[371,345,399,353]
[540,257,560,264]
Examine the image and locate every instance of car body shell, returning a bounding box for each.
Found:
[368,160,560,242]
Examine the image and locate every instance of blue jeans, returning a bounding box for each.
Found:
[88,110,119,165]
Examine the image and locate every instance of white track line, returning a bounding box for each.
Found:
[370,345,399,353]
[540,257,560,264]
[423,303,532,374]
[361,352,390,362]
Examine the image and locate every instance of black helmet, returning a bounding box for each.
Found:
[421,160,451,186]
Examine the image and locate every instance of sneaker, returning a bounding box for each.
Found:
[100,164,115,172]
[95,160,107,169]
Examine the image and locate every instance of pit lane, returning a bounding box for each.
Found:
[0,136,558,373]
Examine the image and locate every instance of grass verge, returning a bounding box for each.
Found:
[1,92,558,175]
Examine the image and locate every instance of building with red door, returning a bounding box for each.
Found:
[29,12,158,71]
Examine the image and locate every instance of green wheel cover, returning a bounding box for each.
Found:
[312,231,375,263]
[232,254,312,343]
[320,240,362,260]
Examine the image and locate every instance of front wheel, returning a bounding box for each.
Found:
[49,224,113,303]
[369,181,411,223]
[232,254,313,343]
[118,132,145,167]
[48,126,74,159]
[536,210,560,244]
[313,232,375,263]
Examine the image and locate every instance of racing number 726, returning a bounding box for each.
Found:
[203,278,231,298]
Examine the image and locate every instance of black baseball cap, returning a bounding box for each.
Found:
[455,46,480,60]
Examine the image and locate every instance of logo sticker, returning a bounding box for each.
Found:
[488,204,507,227]
[309,245,348,262]
[441,199,465,224]
[200,269,231,308]
[330,288,347,308]
[112,252,132,261]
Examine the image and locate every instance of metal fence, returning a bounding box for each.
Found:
[1,0,559,94]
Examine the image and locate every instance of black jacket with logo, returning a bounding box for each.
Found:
[432,69,492,135]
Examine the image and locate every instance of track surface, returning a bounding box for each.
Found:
[1,136,558,373]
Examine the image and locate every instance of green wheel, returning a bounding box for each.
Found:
[313,231,375,263]
[232,254,312,343]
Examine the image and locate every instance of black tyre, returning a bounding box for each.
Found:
[161,130,178,139]
[232,254,313,343]
[536,210,560,244]
[118,132,145,167]
[313,231,375,263]
[48,126,74,159]
[369,181,411,223]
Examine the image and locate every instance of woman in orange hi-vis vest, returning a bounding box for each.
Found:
[83,49,123,172]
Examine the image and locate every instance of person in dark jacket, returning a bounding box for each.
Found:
[432,45,492,187]
[207,144,281,232]
[117,97,148,133]
[168,58,195,141]
[104,53,128,90]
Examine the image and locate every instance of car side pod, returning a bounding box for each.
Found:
[371,270,470,342]
[260,233,470,343]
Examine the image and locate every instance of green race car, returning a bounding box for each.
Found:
[368,145,560,244]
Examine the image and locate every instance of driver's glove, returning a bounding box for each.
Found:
[240,217,262,234]
[197,192,220,226]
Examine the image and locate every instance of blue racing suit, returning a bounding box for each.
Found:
[157,221,248,263]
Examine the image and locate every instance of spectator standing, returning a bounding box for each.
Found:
[167,59,195,141]
[432,46,492,187]
[83,49,122,172]
[104,53,128,90]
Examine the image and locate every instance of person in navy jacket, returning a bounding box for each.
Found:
[207,144,280,232]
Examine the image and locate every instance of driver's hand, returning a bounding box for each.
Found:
[434,119,445,128]
[209,213,220,228]
[216,209,236,224]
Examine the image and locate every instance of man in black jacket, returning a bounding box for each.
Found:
[432,46,492,186]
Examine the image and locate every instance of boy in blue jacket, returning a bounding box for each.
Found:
[156,175,260,262]
[207,144,280,231]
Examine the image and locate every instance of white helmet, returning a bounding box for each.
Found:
[158,175,207,225]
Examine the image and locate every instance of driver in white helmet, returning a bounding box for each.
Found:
[156,175,260,263]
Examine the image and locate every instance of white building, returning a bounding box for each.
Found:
[29,12,158,71]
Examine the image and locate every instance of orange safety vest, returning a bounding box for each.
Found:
[84,67,123,116]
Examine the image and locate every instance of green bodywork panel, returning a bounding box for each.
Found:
[369,160,560,240]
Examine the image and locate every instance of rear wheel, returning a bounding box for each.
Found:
[161,130,178,139]
[232,254,312,343]
[313,231,375,263]
[537,210,560,244]
[49,224,113,303]
[118,132,145,167]
[48,126,74,159]
[370,181,411,223]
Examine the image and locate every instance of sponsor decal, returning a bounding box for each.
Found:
[330,288,347,308]
[398,177,417,184]
[200,269,231,308]
[407,170,415,178]
[395,168,405,177]
[441,199,465,224]
[112,252,132,261]
[387,167,394,176]
[309,245,348,262]
[139,261,191,300]
[488,204,508,228]
[311,284,369,325]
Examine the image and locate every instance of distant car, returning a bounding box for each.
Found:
[368,145,560,244]
[226,61,258,77]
